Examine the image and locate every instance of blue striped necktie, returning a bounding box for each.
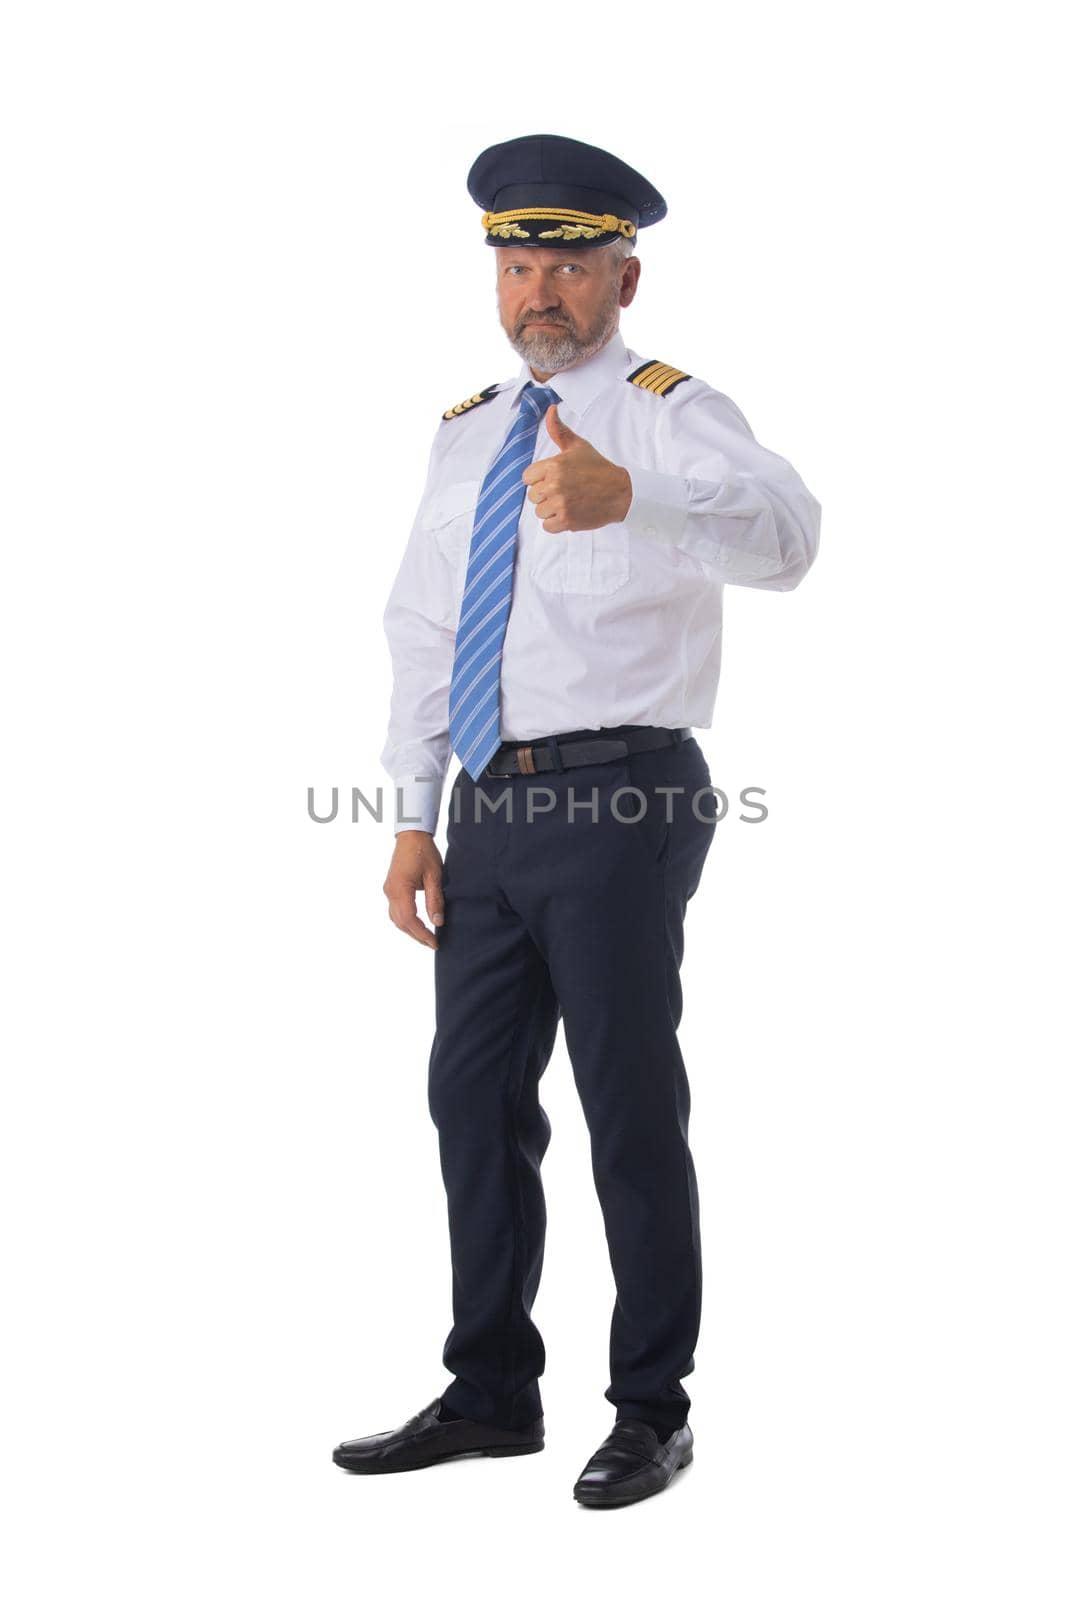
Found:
[448,381,561,779]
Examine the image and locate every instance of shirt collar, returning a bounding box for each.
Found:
[506,328,631,419]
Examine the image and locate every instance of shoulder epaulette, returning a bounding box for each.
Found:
[442,383,503,421]
[626,360,691,397]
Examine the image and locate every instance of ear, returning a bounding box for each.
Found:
[618,255,641,309]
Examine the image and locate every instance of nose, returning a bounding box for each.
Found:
[525,271,562,311]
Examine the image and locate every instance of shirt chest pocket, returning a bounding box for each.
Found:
[425,480,481,619]
[528,510,631,597]
[522,440,631,594]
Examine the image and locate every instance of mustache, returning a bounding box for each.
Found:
[518,313,571,329]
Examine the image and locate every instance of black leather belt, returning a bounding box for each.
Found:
[484,724,693,777]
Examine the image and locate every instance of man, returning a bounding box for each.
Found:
[333,134,820,1508]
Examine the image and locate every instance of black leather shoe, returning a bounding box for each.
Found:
[572,1419,693,1508]
[332,1397,545,1474]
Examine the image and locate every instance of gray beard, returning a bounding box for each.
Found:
[504,298,620,374]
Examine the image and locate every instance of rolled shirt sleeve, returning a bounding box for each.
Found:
[623,383,821,590]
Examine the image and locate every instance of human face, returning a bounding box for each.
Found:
[495,245,640,377]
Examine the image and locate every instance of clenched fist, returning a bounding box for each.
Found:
[522,404,633,534]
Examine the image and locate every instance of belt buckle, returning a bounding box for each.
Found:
[486,745,524,779]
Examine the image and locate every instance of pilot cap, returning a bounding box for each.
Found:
[467,133,667,249]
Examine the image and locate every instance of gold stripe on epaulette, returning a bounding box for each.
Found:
[442,384,501,421]
[627,360,692,397]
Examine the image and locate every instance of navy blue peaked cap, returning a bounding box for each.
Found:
[467,133,667,249]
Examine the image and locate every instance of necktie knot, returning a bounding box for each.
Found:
[521,382,561,421]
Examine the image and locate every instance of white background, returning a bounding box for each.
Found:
[2,2,1064,1595]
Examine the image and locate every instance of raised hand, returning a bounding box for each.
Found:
[521,404,633,533]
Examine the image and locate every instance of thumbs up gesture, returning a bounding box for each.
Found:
[522,404,633,534]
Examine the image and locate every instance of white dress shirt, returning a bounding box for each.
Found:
[381,328,820,835]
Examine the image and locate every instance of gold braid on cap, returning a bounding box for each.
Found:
[481,207,637,242]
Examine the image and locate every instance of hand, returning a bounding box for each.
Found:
[383,831,445,950]
[522,405,633,534]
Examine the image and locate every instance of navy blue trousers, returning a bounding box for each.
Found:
[427,728,716,1434]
